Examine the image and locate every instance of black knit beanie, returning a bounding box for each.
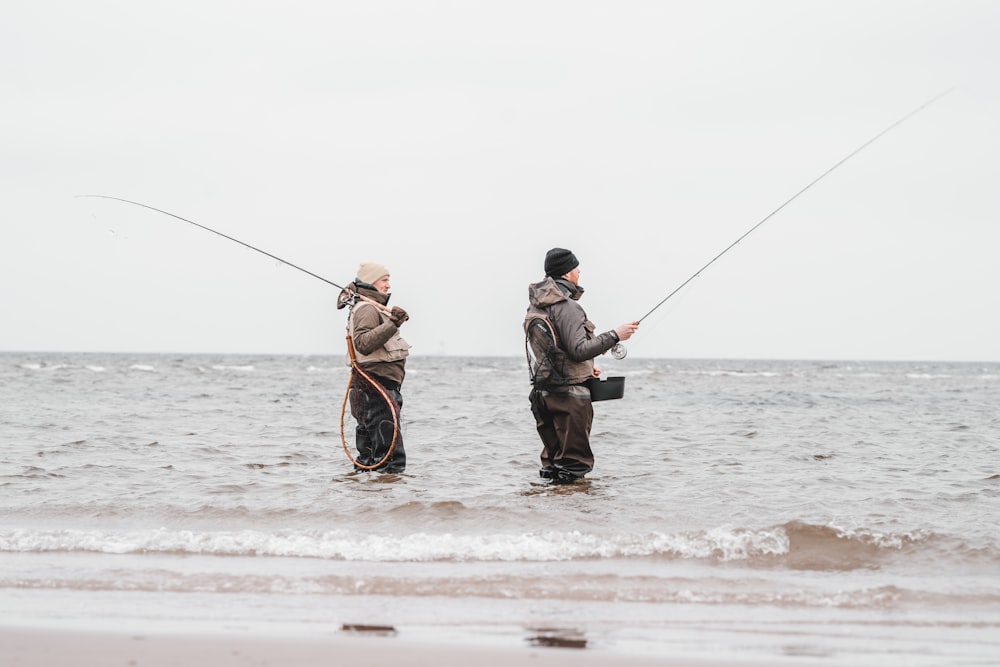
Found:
[544,248,579,278]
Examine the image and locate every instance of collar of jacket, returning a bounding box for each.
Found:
[553,277,585,301]
[354,281,391,306]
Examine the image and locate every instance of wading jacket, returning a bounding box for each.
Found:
[525,277,618,392]
[338,283,410,386]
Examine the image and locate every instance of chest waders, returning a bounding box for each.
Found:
[339,334,400,470]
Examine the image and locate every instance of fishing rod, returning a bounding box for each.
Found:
[635,87,955,326]
[76,194,388,311]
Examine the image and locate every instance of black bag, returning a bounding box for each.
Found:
[524,313,569,390]
[584,376,625,401]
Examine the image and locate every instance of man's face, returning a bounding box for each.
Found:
[563,266,580,285]
[373,275,391,294]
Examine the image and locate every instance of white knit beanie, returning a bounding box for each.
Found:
[356,261,390,285]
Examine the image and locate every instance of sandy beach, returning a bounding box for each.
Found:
[0,626,788,667]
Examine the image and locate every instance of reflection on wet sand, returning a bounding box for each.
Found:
[526,627,588,649]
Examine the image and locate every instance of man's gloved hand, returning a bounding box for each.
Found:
[389,306,409,327]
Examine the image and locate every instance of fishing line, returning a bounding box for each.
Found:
[76,194,349,290]
[77,194,391,314]
[635,87,955,326]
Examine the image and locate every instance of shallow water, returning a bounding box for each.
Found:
[2,352,999,664]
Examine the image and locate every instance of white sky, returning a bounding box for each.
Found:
[3,0,999,361]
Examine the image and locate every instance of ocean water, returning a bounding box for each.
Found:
[2,352,999,665]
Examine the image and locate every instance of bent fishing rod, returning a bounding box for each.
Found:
[635,87,955,326]
[75,194,389,311]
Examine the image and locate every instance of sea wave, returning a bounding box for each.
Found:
[6,570,999,609]
[0,521,987,570]
[678,369,787,378]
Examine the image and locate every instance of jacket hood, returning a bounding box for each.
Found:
[337,281,390,310]
[527,277,583,309]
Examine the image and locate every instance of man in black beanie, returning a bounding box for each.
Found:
[543,247,579,279]
[524,248,638,483]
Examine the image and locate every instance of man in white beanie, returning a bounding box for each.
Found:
[337,261,410,473]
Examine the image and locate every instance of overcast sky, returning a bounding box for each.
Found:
[4,1,998,361]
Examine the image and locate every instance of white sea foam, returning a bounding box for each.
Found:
[0,525,906,564]
[20,362,71,371]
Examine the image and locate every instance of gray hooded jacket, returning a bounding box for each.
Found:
[524,277,618,390]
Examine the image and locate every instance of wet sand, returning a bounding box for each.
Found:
[0,626,795,667]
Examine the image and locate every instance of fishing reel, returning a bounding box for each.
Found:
[338,290,359,309]
[610,320,638,359]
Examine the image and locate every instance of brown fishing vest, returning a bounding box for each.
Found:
[346,302,411,367]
